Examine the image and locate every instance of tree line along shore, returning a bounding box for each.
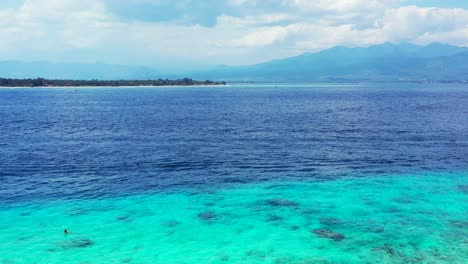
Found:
[0,78,226,87]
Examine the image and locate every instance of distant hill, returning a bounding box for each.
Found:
[0,61,160,80]
[191,42,468,82]
[1,43,467,82]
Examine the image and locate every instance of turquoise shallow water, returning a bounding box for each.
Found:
[1,172,466,264]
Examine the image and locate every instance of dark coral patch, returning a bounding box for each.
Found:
[372,244,396,255]
[59,238,94,249]
[450,220,468,228]
[368,226,385,233]
[265,198,298,207]
[17,236,33,241]
[66,209,88,216]
[392,197,415,204]
[274,256,296,264]
[457,185,468,193]
[245,250,266,261]
[301,209,320,215]
[198,211,217,220]
[319,217,342,226]
[383,207,402,213]
[266,214,283,222]
[312,228,345,241]
[116,215,132,222]
[163,220,181,227]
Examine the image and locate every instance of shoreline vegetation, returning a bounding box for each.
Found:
[0,78,226,87]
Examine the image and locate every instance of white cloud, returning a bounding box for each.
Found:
[0,0,467,68]
[380,6,468,41]
[0,0,112,51]
[224,26,289,47]
[219,4,468,50]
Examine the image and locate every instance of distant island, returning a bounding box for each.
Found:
[0,77,226,87]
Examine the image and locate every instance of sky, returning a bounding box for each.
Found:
[1,0,468,71]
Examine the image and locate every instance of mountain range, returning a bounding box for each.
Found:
[191,42,468,82]
[1,43,468,82]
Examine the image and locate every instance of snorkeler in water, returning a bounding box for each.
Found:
[64,229,75,235]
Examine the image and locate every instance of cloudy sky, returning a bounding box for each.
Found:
[1,0,468,70]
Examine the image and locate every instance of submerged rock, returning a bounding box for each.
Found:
[372,244,395,255]
[457,185,468,193]
[267,214,283,222]
[133,246,142,251]
[383,207,402,213]
[16,236,33,241]
[163,220,181,227]
[219,255,230,262]
[450,220,468,228]
[312,228,345,241]
[245,250,266,261]
[368,226,385,233]
[274,256,296,264]
[393,197,415,204]
[299,257,330,264]
[319,217,342,226]
[198,211,217,220]
[301,209,320,215]
[265,198,298,207]
[66,209,88,216]
[116,215,132,222]
[59,238,94,249]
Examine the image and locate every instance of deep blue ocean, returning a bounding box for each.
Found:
[1,83,468,203]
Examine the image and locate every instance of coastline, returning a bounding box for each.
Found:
[0,77,227,88]
[0,84,230,89]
